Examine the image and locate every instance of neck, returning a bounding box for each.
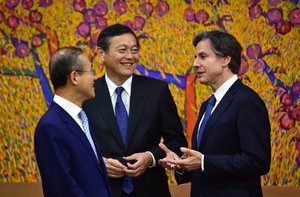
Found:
[55,88,83,108]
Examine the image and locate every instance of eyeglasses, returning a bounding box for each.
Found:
[76,68,96,75]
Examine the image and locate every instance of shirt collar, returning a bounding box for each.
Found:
[53,94,82,119]
[213,75,238,104]
[105,73,132,96]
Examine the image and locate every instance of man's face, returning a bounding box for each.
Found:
[193,39,227,91]
[77,54,96,100]
[99,33,140,85]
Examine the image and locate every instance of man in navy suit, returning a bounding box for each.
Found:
[159,30,271,197]
[83,24,187,197]
[34,47,112,197]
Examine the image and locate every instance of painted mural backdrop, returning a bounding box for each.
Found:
[0,0,299,186]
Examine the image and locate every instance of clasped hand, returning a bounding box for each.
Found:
[103,151,152,178]
[158,143,203,172]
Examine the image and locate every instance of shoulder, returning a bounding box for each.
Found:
[35,104,65,134]
[133,74,168,88]
[234,81,266,107]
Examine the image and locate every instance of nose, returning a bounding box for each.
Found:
[125,51,134,59]
[193,58,200,68]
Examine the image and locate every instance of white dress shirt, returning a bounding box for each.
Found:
[53,95,83,130]
[105,73,156,167]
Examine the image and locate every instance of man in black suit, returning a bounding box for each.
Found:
[159,30,271,197]
[83,24,187,197]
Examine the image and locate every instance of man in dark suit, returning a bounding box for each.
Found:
[34,47,112,197]
[159,30,271,197]
[83,24,187,197]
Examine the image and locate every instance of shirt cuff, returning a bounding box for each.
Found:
[201,154,204,171]
[147,151,156,168]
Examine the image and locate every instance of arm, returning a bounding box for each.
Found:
[34,123,86,196]
[151,83,188,162]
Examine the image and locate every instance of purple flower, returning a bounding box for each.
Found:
[155,1,169,17]
[22,0,33,10]
[95,17,107,29]
[72,0,86,13]
[6,15,19,29]
[28,10,42,23]
[140,2,153,16]
[16,43,30,58]
[39,0,53,7]
[94,1,108,16]
[249,5,262,18]
[132,16,145,30]
[124,20,133,29]
[77,22,90,38]
[113,0,127,15]
[184,7,195,21]
[195,10,209,23]
[83,9,96,24]
[6,0,20,9]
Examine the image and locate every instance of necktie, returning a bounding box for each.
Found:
[79,110,98,160]
[115,87,134,194]
[197,95,216,149]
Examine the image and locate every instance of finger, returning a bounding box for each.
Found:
[169,158,188,166]
[180,147,197,155]
[124,168,140,177]
[123,154,136,161]
[159,143,171,153]
[107,169,125,178]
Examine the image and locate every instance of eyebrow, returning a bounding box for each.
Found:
[116,44,138,48]
[196,51,207,56]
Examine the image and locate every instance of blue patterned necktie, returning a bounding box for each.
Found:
[115,87,134,194]
[197,95,216,149]
[79,110,98,160]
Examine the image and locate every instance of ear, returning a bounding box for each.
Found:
[221,56,231,67]
[69,71,80,86]
[97,47,105,62]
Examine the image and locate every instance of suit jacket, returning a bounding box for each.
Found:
[177,79,271,197]
[83,74,187,197]
[34,102,112,197]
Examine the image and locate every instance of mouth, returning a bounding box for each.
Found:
[197,70,204,76]
[121,63,134,68]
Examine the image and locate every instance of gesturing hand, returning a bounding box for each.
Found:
[168,147,203,171]
[158,143,182,170]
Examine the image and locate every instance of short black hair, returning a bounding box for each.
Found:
[49,47,84,90]
[97,23,139,52]
[193,30,243,74]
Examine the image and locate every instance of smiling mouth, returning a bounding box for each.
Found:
[121,63,134,68]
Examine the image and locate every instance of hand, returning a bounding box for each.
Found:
[168,147,203,171]
[123,152,153,177]
[103,157,127,178]
[158,143,181,170]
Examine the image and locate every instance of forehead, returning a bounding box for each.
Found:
[78,54,90,67]
[195,39,213,53]
[109,33,137,48]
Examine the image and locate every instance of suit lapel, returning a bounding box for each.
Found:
[52,103,104,175]
[94,77,125,149]
[198,80,242,150]
[126,75,147,149]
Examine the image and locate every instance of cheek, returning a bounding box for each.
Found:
[133,54,140,60]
